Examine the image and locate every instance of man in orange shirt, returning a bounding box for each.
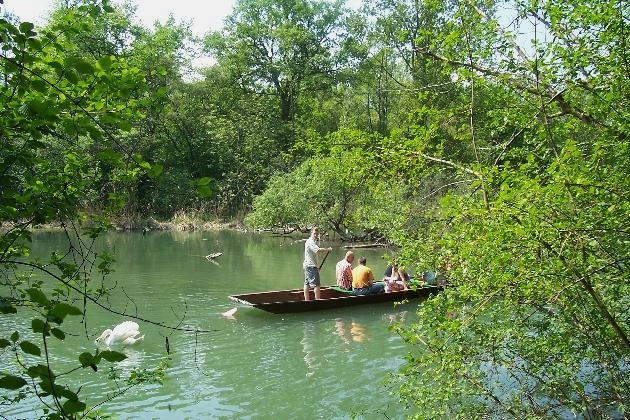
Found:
[351,256,385,295]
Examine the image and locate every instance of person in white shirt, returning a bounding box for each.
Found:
[303,227,332,300]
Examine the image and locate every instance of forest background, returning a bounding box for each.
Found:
[1,0,629,418]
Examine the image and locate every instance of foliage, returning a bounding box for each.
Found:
[246,130,370,236]
[204,0,355,151]
[244,154,356,234]
[245,127,426,242]
[139,65,287,219]
[382,0,630,418]
[0,2,169,418]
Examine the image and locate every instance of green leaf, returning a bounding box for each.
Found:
[0,375,27,390]
[19,21,35,34]
[0,297,17,314]
[10,331,19,342]
[63,399,86,414]
[38,380,64,397]
[118,120,132,131]
[49,302,83,323]
[73,59,94,75]
[30,79,48,92]
[79,352,95,367]
[26,364,52,379]
[147,164,163,179]
[50,328,65,341]
[197,185,213,198]
[0,338,11,349]
[31,318,48,334]
[196,177,214,197]
[26,288,50,308]
[20,341,42,356]
[65,70,79,84]
[86,125,103,140]
[60,387,78,401]
[97,148,122,164]
[96,55,113,70]
[99,350,127,363]
[26,37,42,50]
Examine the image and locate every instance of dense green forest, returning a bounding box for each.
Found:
[1,0,629,418]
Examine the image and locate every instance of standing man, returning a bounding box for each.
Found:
[351,256,385,295]
[335,251,354,290]
[303,227,332,301]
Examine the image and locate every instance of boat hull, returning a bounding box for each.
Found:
[228,285,442,314]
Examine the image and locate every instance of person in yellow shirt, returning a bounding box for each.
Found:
[351,256,385,295]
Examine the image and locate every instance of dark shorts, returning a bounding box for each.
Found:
[304,266,320,287]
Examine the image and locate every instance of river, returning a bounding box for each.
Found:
[1,229,426,419]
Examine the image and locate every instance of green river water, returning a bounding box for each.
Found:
[1,229,428,419]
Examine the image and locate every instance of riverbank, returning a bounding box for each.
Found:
[2,214,246,233]
[113,215,245,232]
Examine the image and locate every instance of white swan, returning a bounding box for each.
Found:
[95,321,144,346]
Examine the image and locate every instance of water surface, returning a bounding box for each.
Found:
[1,230,426,419]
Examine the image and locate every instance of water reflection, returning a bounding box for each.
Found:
[114,348,145,375]
[205,257,221,266]
[350,321,367,342]
[221,307,238,319]
[301,322,319,376]
[300,317,371,377]
[383,310,408,326]
[301,310,413,373]
[333,317,369,344]
[335,318,351,346]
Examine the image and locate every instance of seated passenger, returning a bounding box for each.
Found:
[352,256,385,295]
[383,265,409,292]
[335,251,354,290]
[384,263,410,281]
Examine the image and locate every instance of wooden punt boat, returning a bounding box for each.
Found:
[228,284,442,314]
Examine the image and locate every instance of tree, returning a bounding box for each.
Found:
[245,129,415,241]
[366,0,451,88]
[204,0,352,150]
[383,0,630,417]
[244,153,363,236]
[0,2,173,417]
